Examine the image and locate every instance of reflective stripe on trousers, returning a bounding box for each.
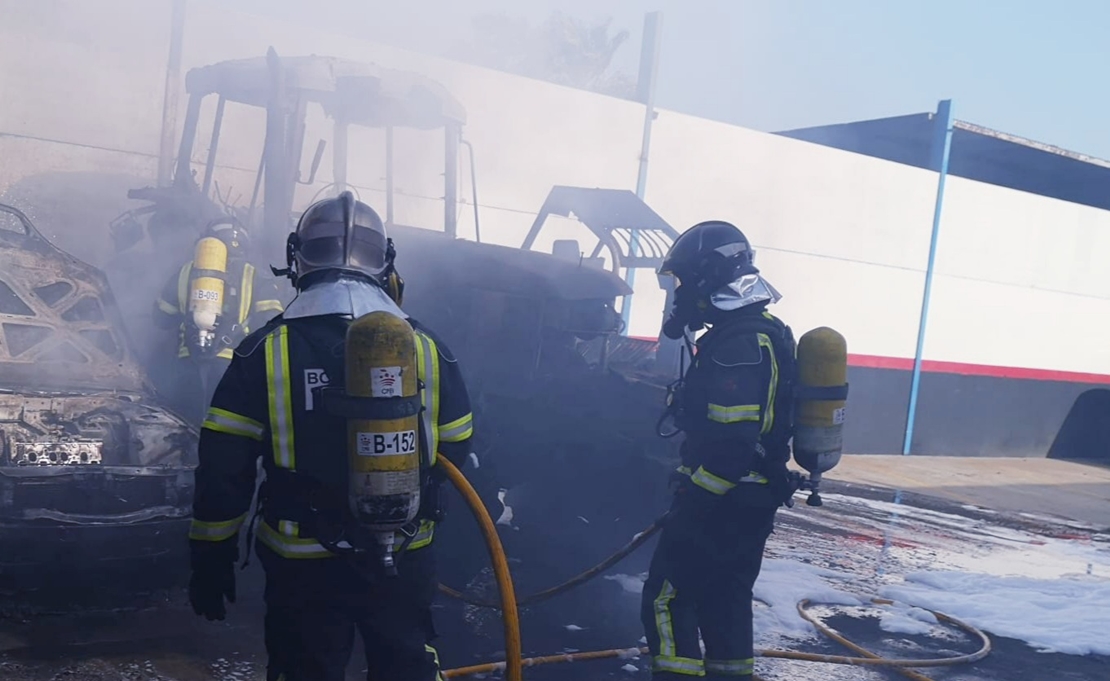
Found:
[705,658,754,676]
[652,580,705,676]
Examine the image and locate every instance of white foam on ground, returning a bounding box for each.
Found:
[876,601,938,635]
[606,560,860,642]
[495,489,513,527]
[753,559,861,641]
[880,571,1110,655]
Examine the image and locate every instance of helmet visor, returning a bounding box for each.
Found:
[348,227,388,274]
[298,223,387,275]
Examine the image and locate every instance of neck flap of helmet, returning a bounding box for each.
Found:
[709,273,782,312]
[283,272,406,321]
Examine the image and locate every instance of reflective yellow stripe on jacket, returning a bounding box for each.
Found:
[189,512,249,542]
[256,518,437,558]
[265,326,296,470]
[756,331,778,436]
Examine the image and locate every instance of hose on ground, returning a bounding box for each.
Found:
[437,475,992,680]
[792,597,992,681]
[443,599,993,680]
[438,514,668,609]
[439,458,523,681]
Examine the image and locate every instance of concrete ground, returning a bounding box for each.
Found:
[826,455,1110,529]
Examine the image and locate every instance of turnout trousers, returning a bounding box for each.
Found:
[640,504,777,680]
[258,543,443,681]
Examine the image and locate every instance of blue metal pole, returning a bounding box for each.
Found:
[621,11,663,333]
[902,99,954,455]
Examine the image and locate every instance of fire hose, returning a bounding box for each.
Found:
[439,458,993,681]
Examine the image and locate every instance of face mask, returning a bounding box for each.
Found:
[661,284,703,340]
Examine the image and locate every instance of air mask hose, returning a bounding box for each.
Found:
[439,457,523,681]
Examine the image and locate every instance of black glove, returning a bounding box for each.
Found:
[189,537,239,621]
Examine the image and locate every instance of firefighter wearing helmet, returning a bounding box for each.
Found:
[187,192,474,681]
[153,217,285,426]
[642,220,799,681]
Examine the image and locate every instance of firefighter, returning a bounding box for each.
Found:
[642,220,798,680]
[153,217,284,425]
[186,192,474,681]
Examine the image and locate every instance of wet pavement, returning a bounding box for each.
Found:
[1,475,1108,680]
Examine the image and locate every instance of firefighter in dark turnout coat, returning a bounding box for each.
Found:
[187,193,474,681]
[642,221,798,680]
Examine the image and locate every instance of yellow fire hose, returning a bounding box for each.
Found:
[440,459,992,680]
[439,458,523,681]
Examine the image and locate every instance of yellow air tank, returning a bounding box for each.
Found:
[188,236,228,350]
[345,310,423,573]
[793,327,849,507]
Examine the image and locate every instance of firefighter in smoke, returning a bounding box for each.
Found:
[153,217,284,425]
[643,220,798,680]
[186,192,474,681]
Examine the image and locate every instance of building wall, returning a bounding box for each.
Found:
[2,0,1109,456]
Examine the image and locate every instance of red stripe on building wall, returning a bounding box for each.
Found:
[847,354,1110,385]
[628,337,1110,385]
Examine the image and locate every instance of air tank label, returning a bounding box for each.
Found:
[371,366,403,397]
[833,407,846,425]
[192,289,219,302]
[358,430,417,456]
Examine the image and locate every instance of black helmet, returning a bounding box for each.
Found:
[285,191,394,290]
[659,220,768,339]
[659,220,757,300]
[207,216,250,257]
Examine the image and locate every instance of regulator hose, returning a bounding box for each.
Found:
[438,513,668,609]
[439,457,523,681]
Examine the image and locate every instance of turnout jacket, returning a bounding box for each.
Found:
[154,260,285,360]
[188,313,474,559]
[673,305,797,499]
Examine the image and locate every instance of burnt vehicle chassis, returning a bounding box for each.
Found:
[0,203,197,604]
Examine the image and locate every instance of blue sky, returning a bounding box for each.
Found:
[229,0,1110,158]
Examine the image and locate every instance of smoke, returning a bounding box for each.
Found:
[0,0,678,672]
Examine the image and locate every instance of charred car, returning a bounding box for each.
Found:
[0,202,196,603]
